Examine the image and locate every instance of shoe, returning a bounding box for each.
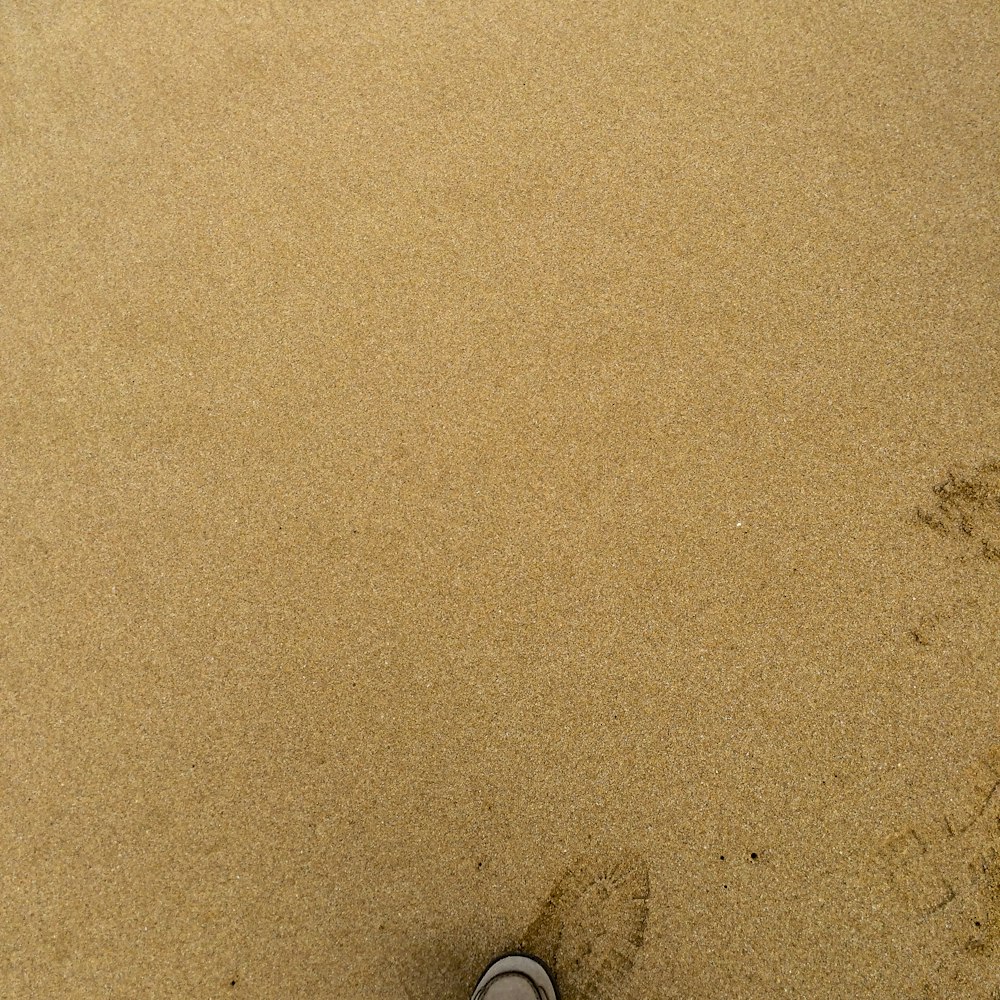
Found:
[470,954,559,1000]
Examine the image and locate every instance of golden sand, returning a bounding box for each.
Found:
[2,3,998,998]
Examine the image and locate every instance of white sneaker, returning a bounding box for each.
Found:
[470,954,559,1000]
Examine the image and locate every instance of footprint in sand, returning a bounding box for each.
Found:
[519,851,651,1000]
[878,746,1000,997]
[394,851,651,1000]
[917,459,1000,563]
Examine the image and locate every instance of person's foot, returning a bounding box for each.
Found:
[470,954,559,1000]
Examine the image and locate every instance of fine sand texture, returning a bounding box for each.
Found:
[2,3,998,998]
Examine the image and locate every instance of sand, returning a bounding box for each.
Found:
[1,3,998,998]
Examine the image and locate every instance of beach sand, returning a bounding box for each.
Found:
[2,3,998,997]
